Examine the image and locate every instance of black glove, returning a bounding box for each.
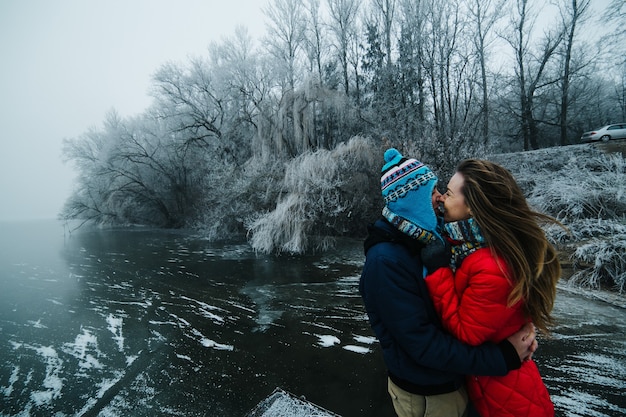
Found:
[421,238,451,275]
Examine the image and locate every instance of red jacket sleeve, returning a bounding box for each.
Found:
[426,250,523,345]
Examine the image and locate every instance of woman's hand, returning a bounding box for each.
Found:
[507,322,538,362]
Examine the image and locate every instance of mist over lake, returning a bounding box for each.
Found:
[1,220,625,416]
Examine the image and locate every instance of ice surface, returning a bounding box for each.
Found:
[2,223,624,417]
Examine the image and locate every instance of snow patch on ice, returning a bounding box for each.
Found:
[29,345,63,406]
[200,337,234,351]
[62,327,103,372]
[107,314,124,352]
[191,327,234,351]
[180,295,228,325]
[73,372,127,416]
[169,312,234,351]
[148,319,178,326]
[97,374,123,398]
[126,354,139,366]
[1,365,19,396]
[28,319,47,329]
[552,389,625,417]
[352,335,377,345]
[227,300,256,314]
[342,345,370,354]
[315,335,340,347]
[337,275,360,285]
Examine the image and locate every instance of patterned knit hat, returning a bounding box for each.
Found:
[380,148,441,243]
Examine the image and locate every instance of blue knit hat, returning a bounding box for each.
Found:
[381,148,441,243]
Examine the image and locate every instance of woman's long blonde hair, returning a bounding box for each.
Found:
[456,159,562,333]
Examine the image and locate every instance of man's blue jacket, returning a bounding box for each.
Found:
[359,219,519,394]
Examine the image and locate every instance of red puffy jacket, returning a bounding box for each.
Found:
[426,247,554,417]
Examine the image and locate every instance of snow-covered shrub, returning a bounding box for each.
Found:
[491,145,626,293]
[491,145,597,189]
[569,236,626,293]
[527,153,626,221]
[493,147,625,227]
[544,219,626,243]
[191,155,285,240]
[246,136,380,254]
[490,146,580,185]
[246,194,310,253]
[493,146,624,220]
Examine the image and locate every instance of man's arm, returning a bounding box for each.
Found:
[365,250,523,376]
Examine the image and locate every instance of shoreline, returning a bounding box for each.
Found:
[557,281,626,309]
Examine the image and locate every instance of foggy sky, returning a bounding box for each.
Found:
[0,0,266,221]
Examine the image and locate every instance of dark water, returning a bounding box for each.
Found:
[0,220,624,417]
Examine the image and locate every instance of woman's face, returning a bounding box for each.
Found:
[440,172,472,222]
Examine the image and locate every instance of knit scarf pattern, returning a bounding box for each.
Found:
[382,206,436,245]
[444,218,487,270]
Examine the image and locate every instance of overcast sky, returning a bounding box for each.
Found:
[0,0,267,221]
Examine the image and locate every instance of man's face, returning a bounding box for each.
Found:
[431,186,442,212]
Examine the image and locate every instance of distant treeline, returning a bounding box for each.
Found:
[61,0,625,251]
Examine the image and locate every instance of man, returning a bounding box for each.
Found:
[360,148,536,417]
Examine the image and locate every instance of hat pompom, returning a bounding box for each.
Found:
[382,148,405,173]
[384,148,402,163]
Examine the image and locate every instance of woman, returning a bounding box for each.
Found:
[425,159,561,417]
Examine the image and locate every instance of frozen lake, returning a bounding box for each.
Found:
[1,220,625,416]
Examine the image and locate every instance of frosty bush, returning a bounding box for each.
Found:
[491,145,626,293]
[544,219,626,243]
[191,155,285,240]
[527,153,626,221]
[246,194,310,253]
[569,236,626,293]
[246,136,380,254]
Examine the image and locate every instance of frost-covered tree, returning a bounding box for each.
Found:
[207,27,271,161]
[326,0,361,96]
[504,0,565,150]
[602,0,626,123]
[62,111,206,228]
[398,0,427,131]
[263,0,307,92]
[557,0,591,146]
[361,22,388,128]
[262,0,308,156]
[371,0,397,69]
[467,0,506,145]
[151,58,237,160]
[602,0,626,68]
[303,0,326,86]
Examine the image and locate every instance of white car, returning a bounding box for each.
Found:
[580,123,626,142]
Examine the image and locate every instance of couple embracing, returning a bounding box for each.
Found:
[360,148,561,417]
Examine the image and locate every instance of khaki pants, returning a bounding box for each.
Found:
[387,377,469,417]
